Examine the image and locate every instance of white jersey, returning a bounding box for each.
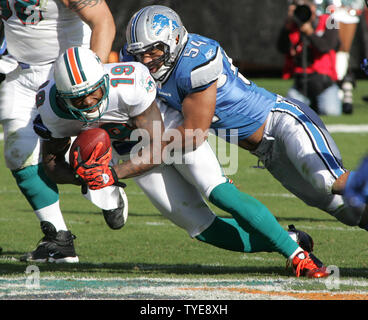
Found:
[37,61,227,239]
[37,62,157,138]
[1,0,91,65]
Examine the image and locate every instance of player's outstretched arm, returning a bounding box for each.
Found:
[174,81,217,151]
[60,0,116,63]
[112,101,166,179]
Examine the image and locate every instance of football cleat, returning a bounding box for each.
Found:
[288,224,314,253]
[290,251,330,278]
[102,187,128,230]
[102,206,126,230]
[20,221,79,263]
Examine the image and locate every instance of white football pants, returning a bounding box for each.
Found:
[110,101,226,237]
[0,63,53,170]
[251,97,364,226]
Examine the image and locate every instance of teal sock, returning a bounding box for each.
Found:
[196,216,276,253]
[12,164,59,210]
[209,182,299,258]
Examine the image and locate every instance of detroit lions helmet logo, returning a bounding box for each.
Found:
[152,14,179,36]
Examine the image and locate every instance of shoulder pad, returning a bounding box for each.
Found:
[190,47,223,89]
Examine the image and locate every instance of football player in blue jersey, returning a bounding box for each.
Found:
[117,6,335,279]
[122,5,368,233]
[37,46,331,278]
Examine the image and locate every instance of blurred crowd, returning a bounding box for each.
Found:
[277,0,366,116]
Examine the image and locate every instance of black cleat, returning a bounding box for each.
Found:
[288,224,314,253]
[102,188,128,230]
[342,102,353,114]
[341,77,354,115]
[102,206,126,230]
[20,221,79,263]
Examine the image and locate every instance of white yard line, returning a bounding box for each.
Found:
[326,124,368,133]
[0,276,367,300]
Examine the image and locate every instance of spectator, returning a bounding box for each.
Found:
[317,0,365,114]
[277,0,342,116]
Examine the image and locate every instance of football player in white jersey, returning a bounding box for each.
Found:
[36,46,331,278]
[0,0,115,263]
[123,5,368,236]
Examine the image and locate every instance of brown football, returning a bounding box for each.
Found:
[69,128,110,167]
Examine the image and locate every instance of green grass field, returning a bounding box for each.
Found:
[1,79,368,300]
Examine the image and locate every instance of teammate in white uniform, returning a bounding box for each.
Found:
[0,0,115,263]
[36,46,330,278]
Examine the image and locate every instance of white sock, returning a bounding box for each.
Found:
[336,51,350,81]
[34,201,68,232]
[288,247,305,261]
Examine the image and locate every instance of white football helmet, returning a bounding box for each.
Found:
[125,5,188,81]
[54,47,109,123]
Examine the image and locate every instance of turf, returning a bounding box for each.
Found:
[1,79,368,299]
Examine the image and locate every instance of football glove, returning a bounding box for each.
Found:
[73,143,126,190]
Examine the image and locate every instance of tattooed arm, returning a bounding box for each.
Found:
[111,101,167,179]
[60,0,116,63]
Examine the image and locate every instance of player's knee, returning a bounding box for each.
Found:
[312,173,335,195]
[4,144,23,170]
[4,140,37,170]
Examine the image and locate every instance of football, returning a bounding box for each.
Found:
[69,128,111,166]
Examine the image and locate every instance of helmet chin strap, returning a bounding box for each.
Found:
[152,30,188,83]
[151,64,172,82]
[84,94,109,121]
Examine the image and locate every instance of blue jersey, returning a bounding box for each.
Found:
[121,33,277,141]
[158,34,277,140]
